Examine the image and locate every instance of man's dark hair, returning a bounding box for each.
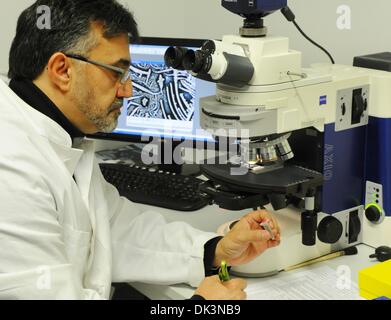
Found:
[8,0,139,80]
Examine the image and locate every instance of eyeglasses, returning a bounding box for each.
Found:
[64,53,131,85]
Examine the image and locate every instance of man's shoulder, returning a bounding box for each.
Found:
[0,82,71,147]
[0,87,39,144]
[0,116,60,181]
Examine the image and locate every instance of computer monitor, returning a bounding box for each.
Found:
[90,37,216,145]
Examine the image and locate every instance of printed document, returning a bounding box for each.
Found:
[245,265,363,300]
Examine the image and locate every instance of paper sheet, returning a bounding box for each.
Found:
[245,265,363,300]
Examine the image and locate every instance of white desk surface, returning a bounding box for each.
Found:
[128,203,378,300]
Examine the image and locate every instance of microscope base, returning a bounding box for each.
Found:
[218,206,332,278]
[363,216,391,248]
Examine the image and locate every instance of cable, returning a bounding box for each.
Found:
[292,20,335,64]
[281,6,335,64]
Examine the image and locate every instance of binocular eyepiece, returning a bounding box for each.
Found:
[164,40,254,87]
[164,44,214,74]
[164,46,188,70]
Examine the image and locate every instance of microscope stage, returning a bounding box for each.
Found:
[201,164,323,196]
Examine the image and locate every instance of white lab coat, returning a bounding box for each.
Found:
[0,80,218,299]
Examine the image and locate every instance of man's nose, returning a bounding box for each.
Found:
[117,80,133,98]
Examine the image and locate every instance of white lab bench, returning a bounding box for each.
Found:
[127,203,379,300]
[96,145,381,299]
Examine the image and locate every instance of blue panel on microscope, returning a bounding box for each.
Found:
[321,123,367,214]
[365,116,391,216]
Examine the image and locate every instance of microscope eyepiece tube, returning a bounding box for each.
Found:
[165,39,254,87]
[182,49,213,74]
[164,46,189,70]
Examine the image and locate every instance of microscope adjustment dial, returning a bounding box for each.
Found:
[365,203,384,224]
[365,182,385,224]
[317,216,343,244]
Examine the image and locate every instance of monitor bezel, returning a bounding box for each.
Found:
[87,36,216,147]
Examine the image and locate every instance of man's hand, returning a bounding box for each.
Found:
[214,210,281,267]
[194,276,247,300]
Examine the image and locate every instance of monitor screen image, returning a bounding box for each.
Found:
[90,37,216,143]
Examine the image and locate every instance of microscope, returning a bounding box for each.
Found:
[165,0,391,276]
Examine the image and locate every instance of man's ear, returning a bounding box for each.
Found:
[46,53,73,92]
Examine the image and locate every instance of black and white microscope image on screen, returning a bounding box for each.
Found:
[126,62,195,121]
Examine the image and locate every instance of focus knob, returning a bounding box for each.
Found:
[365,204,383,223]
[318,216,343,244]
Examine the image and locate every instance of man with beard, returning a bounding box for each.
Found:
[0,0,281,300]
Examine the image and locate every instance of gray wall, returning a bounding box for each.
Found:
[1,0,391,75]
[126,0,391,66]
[0,0,34,78]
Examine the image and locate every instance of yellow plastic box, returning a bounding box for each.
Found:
[359,260,391,300]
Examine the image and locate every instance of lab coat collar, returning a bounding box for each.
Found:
[9,78,85,140]
[49,140,85,176]
[73,139,96,211]
[0,79,87,176]
[0,79,73,148]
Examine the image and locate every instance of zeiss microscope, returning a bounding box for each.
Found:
[165,0,391,276]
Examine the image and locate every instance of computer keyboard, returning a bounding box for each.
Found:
[99,163,210,211]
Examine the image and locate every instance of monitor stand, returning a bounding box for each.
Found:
[157,140,201,176]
